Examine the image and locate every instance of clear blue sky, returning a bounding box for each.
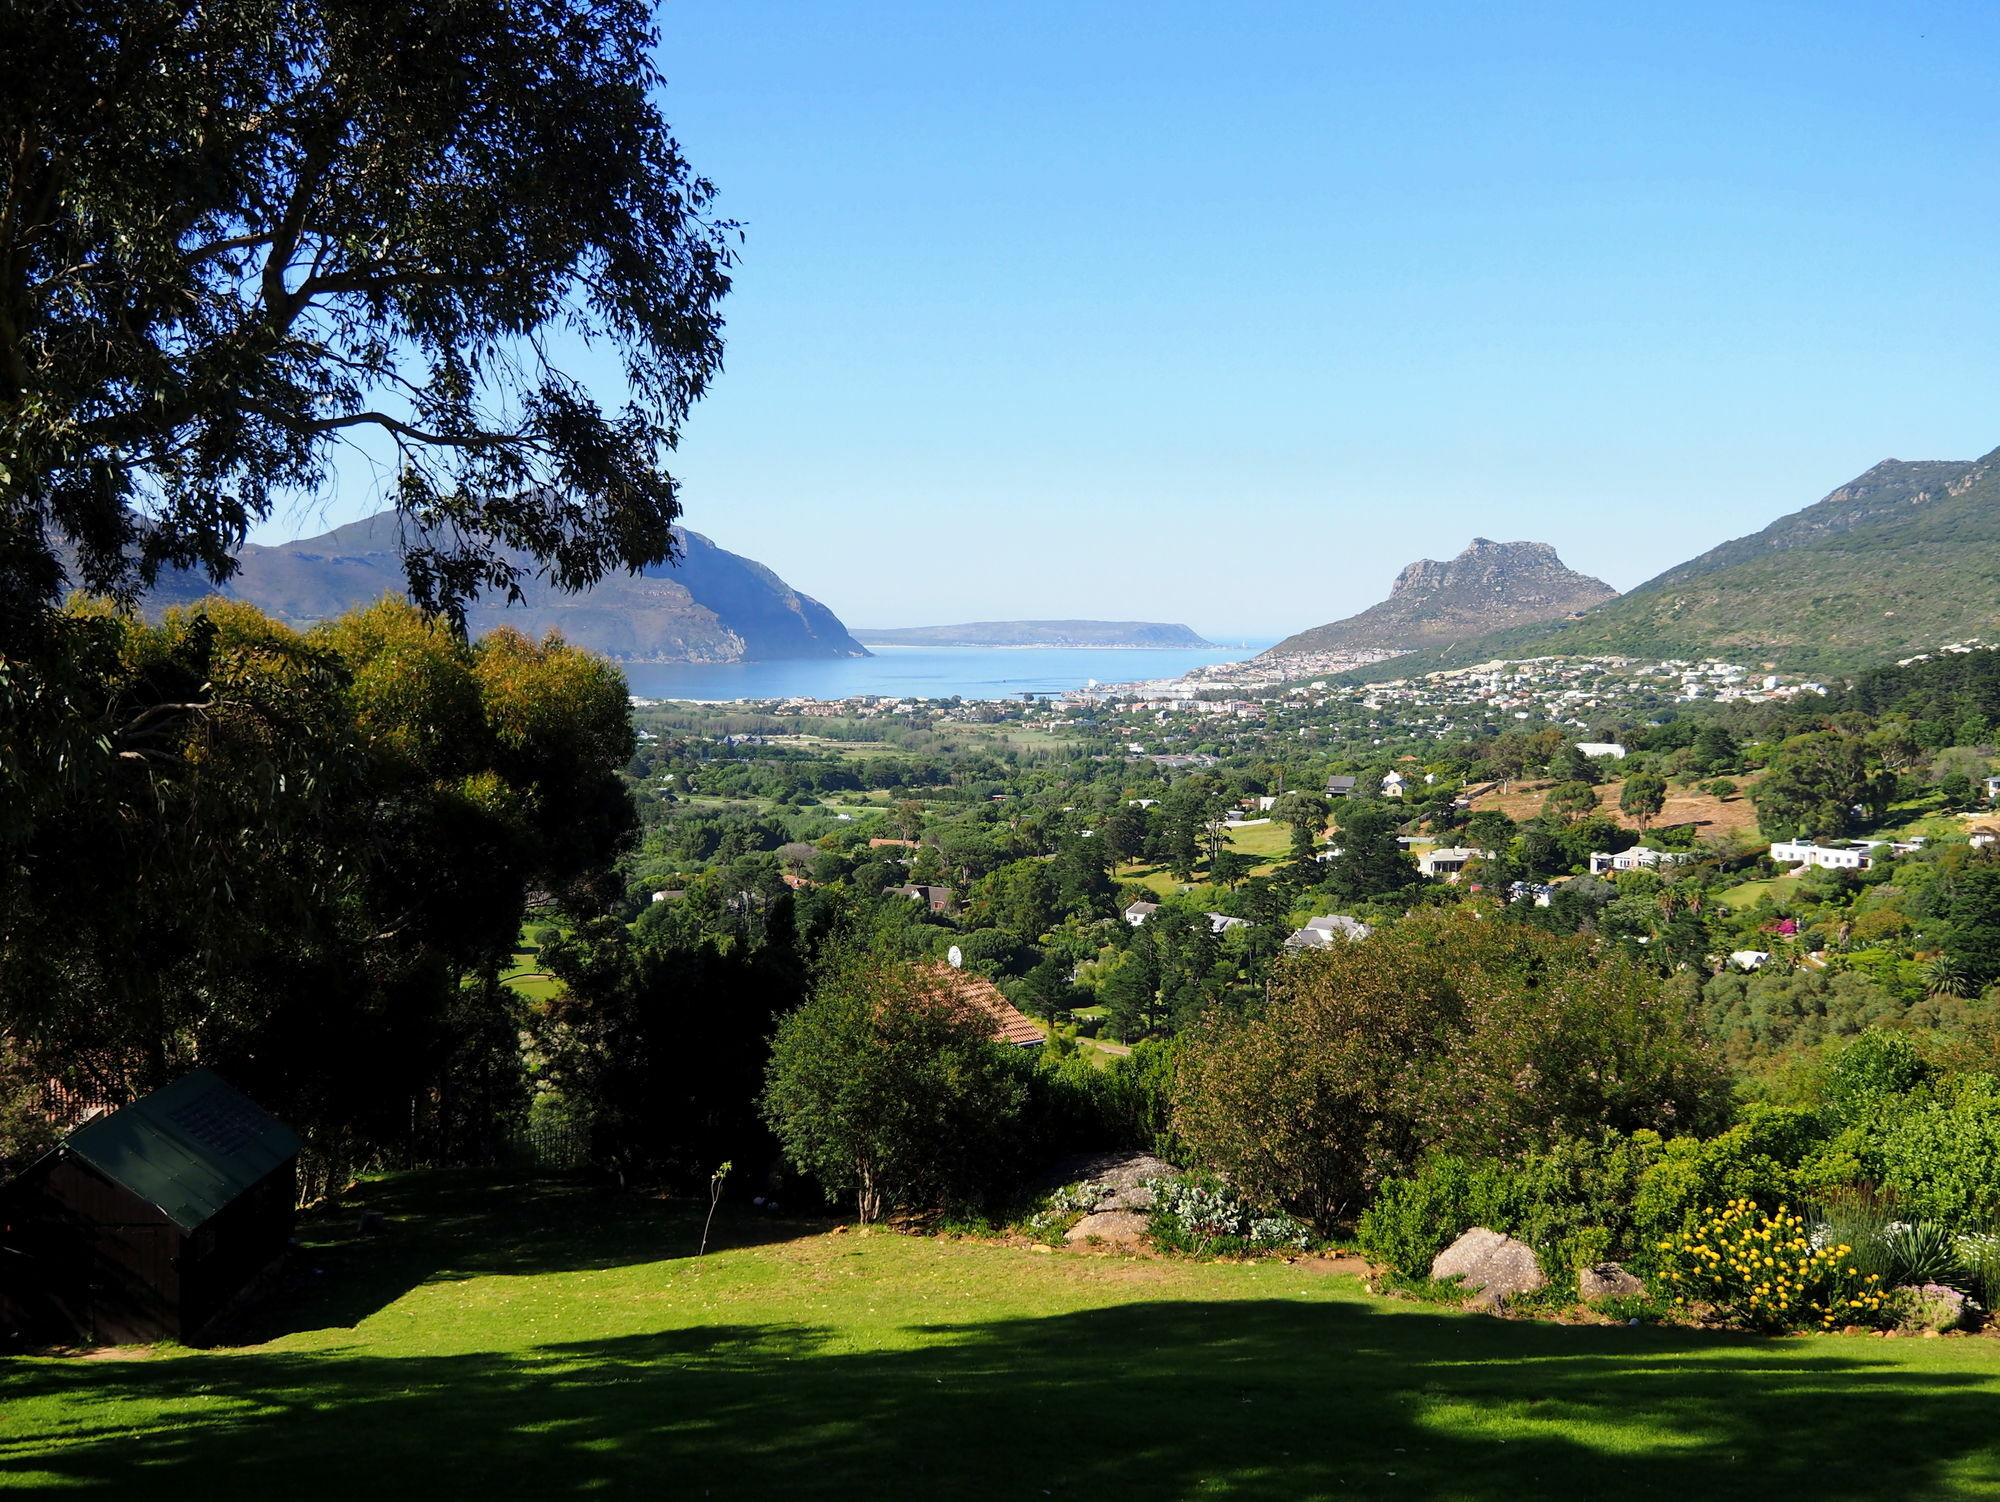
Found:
[260,0,2000,640]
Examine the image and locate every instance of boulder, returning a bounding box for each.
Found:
[1430,1228,1546,1299]
[1064,1210,1151,1250]
[1578,1262,1646,1302]
[1036,1150,1176,1194]
[1096,1185,1156,1212]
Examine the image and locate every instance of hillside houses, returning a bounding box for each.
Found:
[1589,847,1696,875]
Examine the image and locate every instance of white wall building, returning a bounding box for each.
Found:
[1588,847,1695,875]
[1768,840,1871,871]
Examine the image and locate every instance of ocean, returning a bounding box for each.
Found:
[620,642,1275,702]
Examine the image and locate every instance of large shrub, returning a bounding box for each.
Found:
[1360,1133,1665,1279]
[761,953,1029,1222]
[1172,911,1728,1227]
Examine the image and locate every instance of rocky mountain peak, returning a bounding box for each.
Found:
[1261,539,1616,662]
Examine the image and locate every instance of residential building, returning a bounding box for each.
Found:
[1283,914,1372,948]
[884,884,956,913]
[1417,846,1486,878]
[1768,841,1871,871]
[1123,899,1160,926]
[1588,847,1695,875]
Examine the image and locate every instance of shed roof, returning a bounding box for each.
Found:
[62,1070,301,1231]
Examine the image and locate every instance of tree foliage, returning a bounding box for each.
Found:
[1171,911,1729,1227]
[1,0,733,643]
[760,953,1030,1222]
[0,597,633,1166]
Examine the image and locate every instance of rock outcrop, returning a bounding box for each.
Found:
[1263,539,1615,659]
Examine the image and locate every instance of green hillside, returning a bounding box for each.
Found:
[1350,450,2000,680]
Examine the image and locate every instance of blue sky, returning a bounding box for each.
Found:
[261,1,2000,640]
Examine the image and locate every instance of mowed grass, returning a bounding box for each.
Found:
[1715,875,1806,910]
[8,1172,2000,1500]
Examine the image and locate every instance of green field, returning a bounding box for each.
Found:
[8,1172,2000,1499]
[1223,819,1293,861]
[1716,875,1805,910]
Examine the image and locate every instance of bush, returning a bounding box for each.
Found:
[1653,1200,1886,1331]
[1146,1174,1312,1258]
[1174,912,1728,1228]
[761,952,1031,1222]
[1884,1284,1975,1334]
[1359,1134,1664,1279]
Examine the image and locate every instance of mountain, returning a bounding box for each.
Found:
[1262,539,1616,659]
[137,512,868,663]
[854,620,1214,648]
[1347,449,2000,680]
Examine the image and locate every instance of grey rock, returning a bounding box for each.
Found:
[1578,1262,1646,1302]
[1037,1150,1177,1194]
[1064,1210,1152,1249]
[1430,1227,1547,1299]
[1096,1185,1157,1212]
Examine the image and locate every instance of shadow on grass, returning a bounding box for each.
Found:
[8,1297,1998,1499]
[233,1172,830,1343]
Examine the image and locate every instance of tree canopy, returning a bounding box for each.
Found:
[1,0,733,645]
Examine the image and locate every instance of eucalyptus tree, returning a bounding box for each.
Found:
[1,0,734,642]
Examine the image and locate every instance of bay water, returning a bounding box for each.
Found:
[621,642,1274,702]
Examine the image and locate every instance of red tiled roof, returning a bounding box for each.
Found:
[922,965,1046,1047]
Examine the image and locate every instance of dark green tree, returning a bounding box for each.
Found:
[1943,864,2000,992]
[761,952,1030,1222]
[1552,743,1603,785]
[1619,771,1669,830]
[1750,733,1894,841]
[1321,801,1418,901]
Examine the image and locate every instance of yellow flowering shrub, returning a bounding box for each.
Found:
[1654,1199,1886,1331]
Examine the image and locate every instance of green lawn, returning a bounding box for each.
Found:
[1223,820,1293,860]
[1716,875,1805,910]
[8,1172,2000,1499]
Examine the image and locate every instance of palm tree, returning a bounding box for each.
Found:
[1923,955,1971,1000]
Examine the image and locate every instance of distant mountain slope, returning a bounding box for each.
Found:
[1348,450,2000,680]
[1263,539,1615,658]
[854,620,1213,648]
[139,512,868,663]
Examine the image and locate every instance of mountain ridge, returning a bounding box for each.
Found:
[1344,447,2000,681]
[127,511,869,663]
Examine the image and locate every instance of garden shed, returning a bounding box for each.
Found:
[0,1069,301,1345]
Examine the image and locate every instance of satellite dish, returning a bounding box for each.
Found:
[947,945,964,969]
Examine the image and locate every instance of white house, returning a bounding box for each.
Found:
[1576,742,1627,759]
[1381,770,1408,798]
[1768,840,1871,871]
[1588,847,1696,875]
[1283,914,1372,948]
[1417,846,1487,878]
[1122,900,1160,926]
[1205,913,1251,935]
[1728,950,1773,971]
